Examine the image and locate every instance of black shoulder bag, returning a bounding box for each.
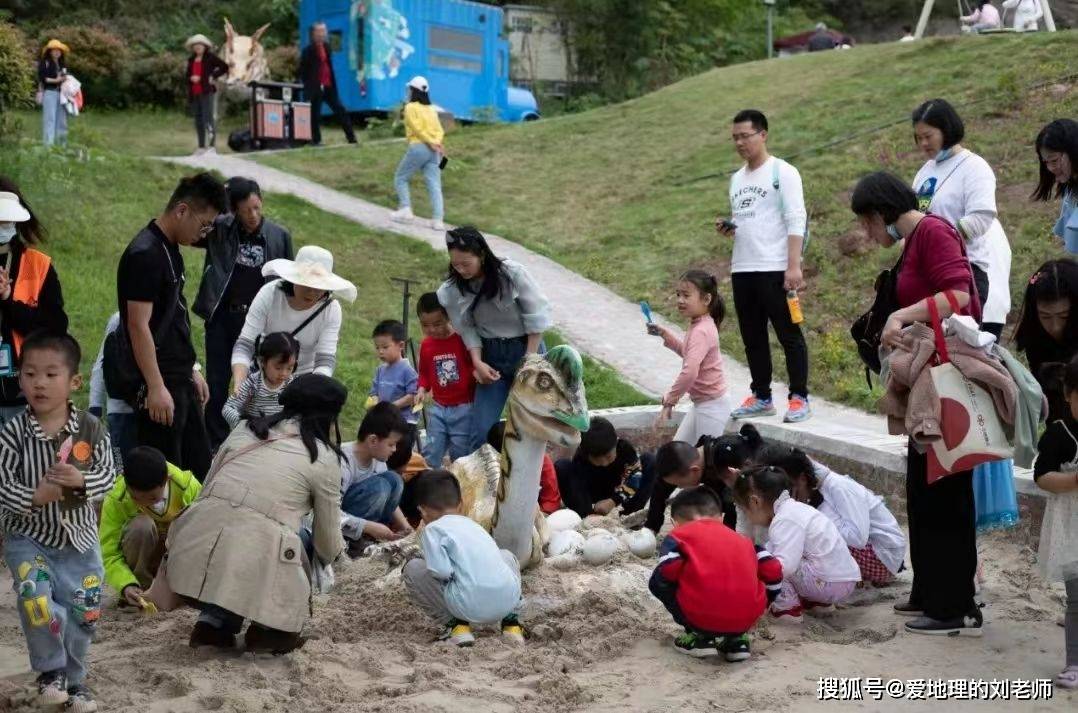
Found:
[849,248,906,387]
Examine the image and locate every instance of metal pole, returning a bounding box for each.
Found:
[766,5,774,59]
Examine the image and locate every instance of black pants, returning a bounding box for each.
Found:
[971,264,989,313]
[310,84,355,144]
[191,95,216,148]
[204,310,247,450]
[905,441,976,620]
[731,271,809,400]
[648,575,742,637]
[137,378,210,481]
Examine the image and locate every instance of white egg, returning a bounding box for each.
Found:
[546,508,583,533]
[547,529,585,557]
[622,529,657,558]
[581,532,619,565]
[585,527,611,538]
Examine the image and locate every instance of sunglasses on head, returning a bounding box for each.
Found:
[446,231,481,248]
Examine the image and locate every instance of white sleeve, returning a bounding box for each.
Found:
[232,283,274,368]
[819,474,871,548]
[957,156,998,241]
[421,526,455,581]
[780,162,808,238]
[89,337,108,411]
[766,516,806,577]
[312,301,342,376]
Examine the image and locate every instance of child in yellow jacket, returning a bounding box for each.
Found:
[99,446,201,608]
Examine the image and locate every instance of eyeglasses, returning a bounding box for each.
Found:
[186,209,215,238]
[731,131,762,143]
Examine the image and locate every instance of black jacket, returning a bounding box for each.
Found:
[0,243,68,407]
[193,215,293,322]
[299,42,337,97]
[185,52,229,100]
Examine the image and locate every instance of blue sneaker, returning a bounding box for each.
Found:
[731,396,776,420]
[784,396,812,423]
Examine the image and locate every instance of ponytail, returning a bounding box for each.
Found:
[679,269,726,328]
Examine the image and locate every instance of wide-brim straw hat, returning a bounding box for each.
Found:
[0,192,31,223]
[41,39,70,57]
[185,34,215,51]
[262,245,357,303]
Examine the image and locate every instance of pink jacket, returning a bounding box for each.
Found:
[878,323,1017,443]
[663,317,727,405]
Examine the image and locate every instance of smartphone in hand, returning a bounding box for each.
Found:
[720,219,737,233]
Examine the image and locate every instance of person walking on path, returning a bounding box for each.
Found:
[38,40,69,148]
[1033,119,1078,256]
[436,227,551,450]
[117,173,227,482]
[716,109,811,424]
[184,34,229,154]
[390,76,446,232]
[0,181,69,428]
[851,171,983,637]
[299,22,357,147]
[194,178,293,450]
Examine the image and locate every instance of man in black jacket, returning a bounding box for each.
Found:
[299,22,356,146]
[193,177,293,448]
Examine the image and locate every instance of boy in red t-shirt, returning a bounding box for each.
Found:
[650,486,783,662]
[415,293,476,466]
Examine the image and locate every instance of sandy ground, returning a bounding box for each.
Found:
[1,520,1075,713]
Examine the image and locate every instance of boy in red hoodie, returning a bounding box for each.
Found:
[649,486,782,661]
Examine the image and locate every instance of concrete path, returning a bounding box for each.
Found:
[161,152,922,477]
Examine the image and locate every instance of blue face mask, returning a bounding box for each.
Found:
[935,147,954,163]
[885,223,903,243]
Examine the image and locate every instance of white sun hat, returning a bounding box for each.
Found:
[262,245,357,303]
[185,34,215,51]
[407,75,430,92]
[0,192,31,223]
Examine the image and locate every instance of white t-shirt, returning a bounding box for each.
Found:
[338,443,389,539]
[767,491,862,584]
[728,157,807,273]
[813,462,907,575]
[912,151,998,270]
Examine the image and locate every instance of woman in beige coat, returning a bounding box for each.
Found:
[165,374,346,653]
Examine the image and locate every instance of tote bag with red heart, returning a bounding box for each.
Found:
[924,295,1011,484]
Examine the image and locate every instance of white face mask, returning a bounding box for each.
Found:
[0,223,16,244]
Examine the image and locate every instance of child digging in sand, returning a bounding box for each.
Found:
[734,465,860,624]
[402,469,524,647]
[650,487,782,661]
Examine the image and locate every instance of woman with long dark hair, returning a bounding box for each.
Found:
[1014,258,1078,420]
[184,34,229,154]
[436,226,551,448]
[38,39,69,147]
[164,374,347,654]
[390,76,446,230]
[0,178,69,427]
[851,171,982,637]
[1033,119,1078,256]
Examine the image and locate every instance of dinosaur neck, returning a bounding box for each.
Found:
[491,413,546,565]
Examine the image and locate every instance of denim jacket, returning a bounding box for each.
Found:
[193,215,293,321]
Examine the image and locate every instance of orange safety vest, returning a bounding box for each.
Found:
[10,248,52,358]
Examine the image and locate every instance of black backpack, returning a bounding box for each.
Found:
[849,250,905,386]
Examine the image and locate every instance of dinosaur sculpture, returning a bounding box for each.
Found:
[377,345,589,570]
[221,17,271,87]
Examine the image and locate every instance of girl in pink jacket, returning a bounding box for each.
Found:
[650,270,731,446]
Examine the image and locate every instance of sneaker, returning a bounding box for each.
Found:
[188,621,236,649]
[731,396,776,420]
[437,619,475,647]
[769,604,804,624]
[430,219,446,231]
[501,616,526,645]
[346,535,375,560]
[37,671,68,705]
[784,396,812,423]
[1055,665,1078,690]
[390,207,414,223]
[244,624,306,655]
[64,684,98,713]
[719,634,751,663]
[904,609,983,637]
[892,600,924,617]
[673,630,719,658]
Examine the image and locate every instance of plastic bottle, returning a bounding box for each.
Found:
[787,290,804,325]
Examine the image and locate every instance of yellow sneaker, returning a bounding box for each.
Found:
[501,618,526,645]
[438,619,475,647]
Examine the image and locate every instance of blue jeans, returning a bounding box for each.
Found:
[471,337,531,451]
[42,90,68,147]
[4,535,104,685]
[394,143,444,220]
[341,471,404,533]
[107,411,138,469]
[423,402,474,466]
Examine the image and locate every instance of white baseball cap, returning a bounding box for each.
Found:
[407,75,429,92]
[0,192,30,223]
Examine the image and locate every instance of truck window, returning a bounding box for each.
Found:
[329,30,343,53]
[429,25,483,74]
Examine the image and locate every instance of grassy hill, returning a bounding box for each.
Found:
[257,31,1078,410]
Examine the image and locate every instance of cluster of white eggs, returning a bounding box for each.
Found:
[543,509,657,568]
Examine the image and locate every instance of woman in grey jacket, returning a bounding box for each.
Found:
[436,227,551,450]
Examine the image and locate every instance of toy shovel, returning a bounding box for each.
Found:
[55,436,82,511]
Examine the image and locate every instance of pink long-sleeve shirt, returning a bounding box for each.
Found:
[662,316,727,406]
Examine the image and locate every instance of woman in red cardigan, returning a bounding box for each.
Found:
[184,34,229,154]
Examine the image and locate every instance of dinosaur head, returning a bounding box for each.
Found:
[507,345,589,449]
[222,17,270,86]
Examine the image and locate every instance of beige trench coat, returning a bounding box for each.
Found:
[165,420,344,632]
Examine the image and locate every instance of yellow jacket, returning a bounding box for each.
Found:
[404,101,444,146]
[99,463,202,594]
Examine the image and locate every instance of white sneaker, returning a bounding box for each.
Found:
[431,219,445,231]
[390,207,414,223]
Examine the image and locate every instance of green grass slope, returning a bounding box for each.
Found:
[258,31,1078,409]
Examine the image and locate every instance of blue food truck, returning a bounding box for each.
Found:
[299,0,540,122]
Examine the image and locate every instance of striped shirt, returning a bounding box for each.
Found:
[0,406,116,552]
[222,371,290,429]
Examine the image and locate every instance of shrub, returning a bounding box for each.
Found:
[34,25,130,108]
[0,21,34,141]
[266,44,298,82]
[126,50,186,108]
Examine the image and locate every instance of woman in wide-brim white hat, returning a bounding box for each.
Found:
[231,245,356,387]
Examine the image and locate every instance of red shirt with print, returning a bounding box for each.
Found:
[418,333,475,407]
